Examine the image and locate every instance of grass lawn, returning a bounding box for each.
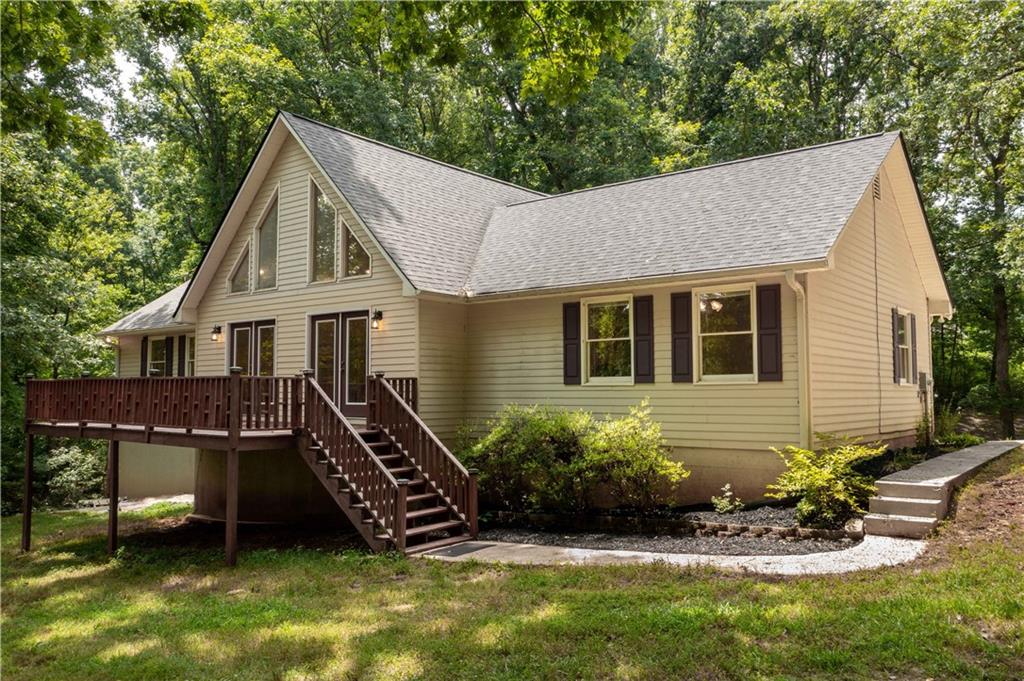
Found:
[3,450,1022,681]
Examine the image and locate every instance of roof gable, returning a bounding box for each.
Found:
[103,283,191,335]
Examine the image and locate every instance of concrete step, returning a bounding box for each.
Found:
[869,495,945,518]
[875,479,946,501]
[863,513,938,539]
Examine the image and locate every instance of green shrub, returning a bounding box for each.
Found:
[581,400,689,511]
[461,400,687,513]
[711,484,744,514]
[47,442,107,507]
[934,403,961,440]
[460,404,594,512]
[766,434,883,528]
[937,432,986,449]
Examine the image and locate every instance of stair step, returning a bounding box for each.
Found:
[377,453,403,463]
[407,492,438,503]
[405,533,473,555]
[405,519,464,537]
[863,513,938,539]
[390,466,417,476]
[368,441,391,450]
[869,495,945,518]
[406,506,448,520]
[307,444,323,452]
[327,473,345,480]
[875,480,947,501]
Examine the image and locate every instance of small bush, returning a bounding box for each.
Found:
[711,484,744,514]
[937,432,986,449]
[460,404,594,512]
[766,434,883,528]
[934,403,960,440]
[461,400,687,513]
[581,400,689,511]
[47,442,107,507]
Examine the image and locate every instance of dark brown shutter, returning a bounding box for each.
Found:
[892,308,900,383]
[670,292,693,382]
[177,335,187,376]
[140,336,148,376]
[910,313,918,384]
[164,337,175,377]
[633,295,654,383]
[756,284,783,381]
[563,302,581,385]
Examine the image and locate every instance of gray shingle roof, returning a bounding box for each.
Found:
[466,132,901,295]
[283,112,544,294]
[102,283,191,335]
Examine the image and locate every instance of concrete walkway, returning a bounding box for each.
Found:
[421,534,927,576]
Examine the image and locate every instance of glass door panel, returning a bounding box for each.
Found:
[313,317,337,402]
[345,315,368,408]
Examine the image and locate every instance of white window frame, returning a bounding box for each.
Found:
[581,294,634,386]
[148,336,168,376]
[895,307,912,386]
[693,282,758,384]
[254,188,280,291]
[308,176,339,285]
[341,220,372,280]
[185,335,196,376]
[226,244,251,295]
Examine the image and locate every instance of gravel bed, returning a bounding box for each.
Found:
[681,505,799,528]
[479,527,857,556]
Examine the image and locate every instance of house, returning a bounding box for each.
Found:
[23,111,951,562]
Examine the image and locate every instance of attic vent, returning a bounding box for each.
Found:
[872,175,881,200]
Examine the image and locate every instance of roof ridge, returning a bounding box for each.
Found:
[282,111,547,197]
[502,130,900,208]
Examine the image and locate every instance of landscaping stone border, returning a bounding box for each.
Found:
[491,511,863,542]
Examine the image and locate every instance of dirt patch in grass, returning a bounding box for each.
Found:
[922,446,1024,565]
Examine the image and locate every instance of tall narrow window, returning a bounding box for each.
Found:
[895,312,911,383]
[229,247,249,293]
[186,335,196,376]
[257,197,278,289]
[583,297,632,383]
[311,182,336,282]
[344,226,370,277]
[148,337,167,376]
[695,284,755,381]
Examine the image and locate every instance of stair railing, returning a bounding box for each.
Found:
[368,373,478,537]
[301,371,407,550]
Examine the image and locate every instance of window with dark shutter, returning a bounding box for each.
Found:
[140,336,148,377]
[892,307,902,383]
[563,302,581,385]
[633,295,654,383]
[756,284,783,381]
[670,292,693,382]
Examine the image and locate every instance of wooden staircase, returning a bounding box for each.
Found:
[298,372,476,554]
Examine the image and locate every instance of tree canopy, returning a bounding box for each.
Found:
[2,0,1021,510]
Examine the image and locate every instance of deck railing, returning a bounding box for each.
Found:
[368,373,477,536]
[25,373,305,432]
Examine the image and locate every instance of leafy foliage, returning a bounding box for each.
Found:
[461,400,687,513]
[767,435,884,528]
[711,484,745,515]
[45,442,108,507]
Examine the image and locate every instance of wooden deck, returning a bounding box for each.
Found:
[26,420,299,451]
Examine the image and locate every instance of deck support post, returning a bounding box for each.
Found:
[395,479,409,552]
[226,367,242,566]
[21,432,34,552]
[107,440,119,555]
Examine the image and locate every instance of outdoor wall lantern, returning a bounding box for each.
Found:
[211,325,223,342]
[371,309,384,330]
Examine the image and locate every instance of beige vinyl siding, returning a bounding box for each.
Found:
[417,299,467,443]
[193,135,417,380]
[808,150,930,442]
[463,277,801,451]
[116,336,143,377]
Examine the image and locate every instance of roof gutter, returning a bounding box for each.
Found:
[785,270,813,449]
[463,258,832,303]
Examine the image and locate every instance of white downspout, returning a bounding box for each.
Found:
[785,270,812,449]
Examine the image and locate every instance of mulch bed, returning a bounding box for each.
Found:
[681,505,798,528]
[478,527,858,556]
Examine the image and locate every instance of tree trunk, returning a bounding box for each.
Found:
[993,279,1015,438]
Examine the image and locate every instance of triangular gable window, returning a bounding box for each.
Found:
[344,226,370,277]
[229,246,250,293]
